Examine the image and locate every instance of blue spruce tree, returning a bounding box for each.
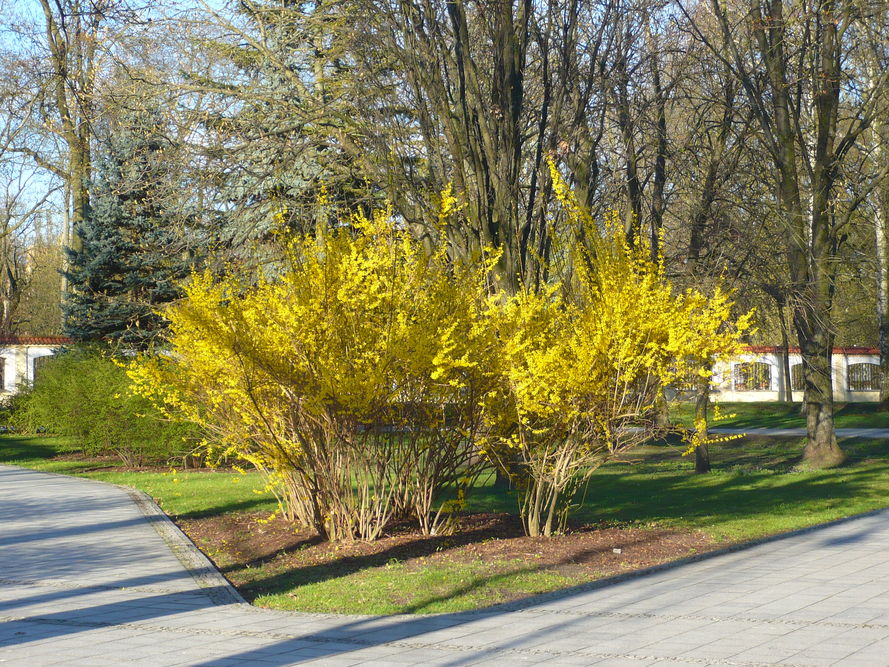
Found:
[63,112,195,348]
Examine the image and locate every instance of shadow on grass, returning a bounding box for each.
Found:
[583,433,806,477]
[837,436,889,461]
[173,498,278,521]
[0,434,78,462]
[834,403,889,428]
[605,434,889,476]
[575,457,889,530]
[670,401,804,429]
[395,528,682,614]
[673,401,889,430]
[231,520,522,600]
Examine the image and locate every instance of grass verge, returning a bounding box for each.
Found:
[670,400,889,429]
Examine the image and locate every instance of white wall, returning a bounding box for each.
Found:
[712,349,880,403]
[0,345,62,395]
[26,348,57,384]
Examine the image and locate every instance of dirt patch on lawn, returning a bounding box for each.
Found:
[176,511,714,606]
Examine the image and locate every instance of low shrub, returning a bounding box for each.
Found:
[0,390,28,429]
[11,346,198,466]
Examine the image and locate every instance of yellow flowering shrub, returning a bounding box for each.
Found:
[129,208,497,541]
[478,167,753,537]
[130,173,751,542]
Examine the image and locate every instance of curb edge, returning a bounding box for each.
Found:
[124,487,248,607]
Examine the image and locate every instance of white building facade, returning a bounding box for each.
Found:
[0,339,880,403]
[0,337,70,396]
[711,346,881,403]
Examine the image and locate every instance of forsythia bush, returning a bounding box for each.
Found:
[479,170,752,536]
[130,180,750,541]
[129,208,497,541]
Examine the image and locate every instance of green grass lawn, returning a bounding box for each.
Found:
[466,434,889,542]
[5,429,889,614]
[670,401,889,430]
[250,557,580,615]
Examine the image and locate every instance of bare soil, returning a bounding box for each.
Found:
[176,511,715,603]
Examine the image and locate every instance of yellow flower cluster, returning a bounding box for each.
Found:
[475,164,753,536]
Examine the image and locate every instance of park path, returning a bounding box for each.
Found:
[4,464,889,666]
[710,427,889,439]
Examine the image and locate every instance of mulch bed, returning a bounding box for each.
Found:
[176,511,714,600]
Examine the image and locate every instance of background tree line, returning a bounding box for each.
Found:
[0,0,887,469]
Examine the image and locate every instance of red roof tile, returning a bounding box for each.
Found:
[0,336,72,346]
[742,345,879,355]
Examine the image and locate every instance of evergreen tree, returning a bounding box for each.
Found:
[63,112,195,348]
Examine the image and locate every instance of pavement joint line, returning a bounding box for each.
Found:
[0,577,203,597]
[509,607,889,631]
[566,651,802,667]
[0,613,824,666]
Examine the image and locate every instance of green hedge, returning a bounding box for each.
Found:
[10,346,199,466]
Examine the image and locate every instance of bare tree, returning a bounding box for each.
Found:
[685,0,889,467]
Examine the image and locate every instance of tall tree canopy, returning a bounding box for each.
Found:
[1,0,887,464]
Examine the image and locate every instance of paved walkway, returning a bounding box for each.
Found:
[710,427,889,439]
[3,466,889,666]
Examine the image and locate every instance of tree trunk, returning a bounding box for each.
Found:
[778,299,794,403]
[645,11,667,263]
[493,469,512,490]
[877,194,889,407]
[694,376,711,473]
[68,140,91,250]
[39,0,97,252]
[875,124,889,408]
[797,333,845,468]
[738,0,843,468]
[614,16,643,244]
